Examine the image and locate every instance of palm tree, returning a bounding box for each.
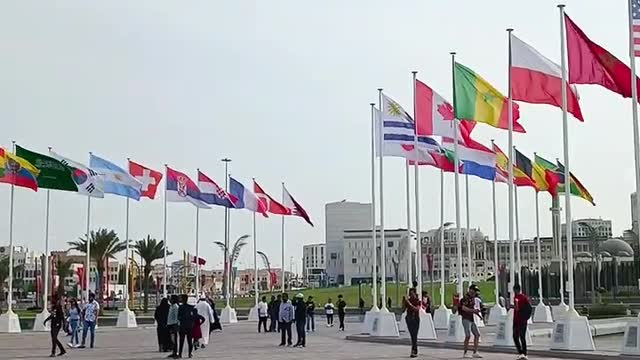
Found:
[55,259,75,298]
[133,235,169,313]
[214,235,250,300]
[257,251,272,292]
[68,228,126,303]
[0,256,24,303]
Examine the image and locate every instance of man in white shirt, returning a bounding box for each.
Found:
[79,293,99,349]
[258,296,269,333]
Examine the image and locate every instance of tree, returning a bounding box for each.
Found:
[214,235,249,300]
[133,235,169,313]
[0,255,24,303]
[68,228,126,303]
[55,259,75,298]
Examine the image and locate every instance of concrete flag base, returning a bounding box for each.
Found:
[621,316,640,355]
[116,308,138,328]
[550,310,595,351]
[33,310,51,332]
[487,304,506,326]
[220,305,238,324]
[533,302,553,323]
[371,309,399,337]
[398,311,407,332]
[247,305,259,322]
[417,309,437,340]
[362,306,380,334]
[552,302,570,319]
[494,309,532,348]
[433,306,452,330]
[446,315,465,343]
[0,310,21,333]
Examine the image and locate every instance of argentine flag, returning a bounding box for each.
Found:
[89,154,142,200]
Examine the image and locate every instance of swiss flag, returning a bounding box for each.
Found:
[129,160,163,199]
[253,180,291,215]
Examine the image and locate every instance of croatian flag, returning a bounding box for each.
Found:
[229,176,267,217]
[166,166,209,208]
[197,170,237,208]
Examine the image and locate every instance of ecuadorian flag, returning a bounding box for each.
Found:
[0,147,39,191]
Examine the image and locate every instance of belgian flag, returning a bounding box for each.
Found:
[514,148,548,192]
[492,143,535,188]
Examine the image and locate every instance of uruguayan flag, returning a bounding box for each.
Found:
[89,154,142,200]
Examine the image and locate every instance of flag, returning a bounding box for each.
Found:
[229,177,267,216]
[0,148,39,191]
[128,160,163,199]
[556,161,595,205]
[442,137,496,181]
[534,155,562,197]
[565,13,640,100]
[492,144,536,187]
[514,148,548,192]
[414,79,476,138]
[378,95,442,153]
[282,185,313,226]
[89,154,142,200]
[49,151,104,197]
[409,147,456,172]
[510,33,584,121]
[185,252,206,266]
[15,145,77,192]
[453,62,525,132]
[198,170,237,208]
[165,166,209,208]
[254,180,290,215]
[632,0,640,57]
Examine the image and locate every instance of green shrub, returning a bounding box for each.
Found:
[588,304,628,318]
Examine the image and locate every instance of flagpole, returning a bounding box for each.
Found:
[125,196,130,308]
[195,206,200,296]
[535,190,544,302]
[281,182,286,293]
[43,146,53,311]
[558,4,576,312]
[222,158,231,305]
[514,182,522,288]
[439,168,446,306]
[6,141,16,315]
[405,160,412,286]
[490,140,500,307]
[627,0,640,273]
[369,102,379,311]
[378,87,388,310]
[163,164,168,298]
[411,71,422,294]
[253,211,258,306]
[451,53,463,296]
[465,173,472,288]
[506,28,516,306]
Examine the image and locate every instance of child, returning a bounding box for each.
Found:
[191,307,205,350]
[324,298,335,327]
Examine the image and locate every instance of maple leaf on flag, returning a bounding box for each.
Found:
[437,103,455,121]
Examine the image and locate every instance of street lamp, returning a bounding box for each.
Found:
[435,222,454,306]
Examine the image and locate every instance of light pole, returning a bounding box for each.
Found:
[435,222,454,305]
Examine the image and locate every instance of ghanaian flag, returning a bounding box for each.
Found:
[492,143,535,188]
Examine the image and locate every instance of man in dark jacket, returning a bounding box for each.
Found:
[305,296,315,332]
[177,294,196,358]
[337,294,347,331]
[272,294,282,333]
[293,294,307,347]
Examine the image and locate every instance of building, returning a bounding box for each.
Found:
[422,228,488,282]
[561,218,612,238]
[325,201,372,285]
[302,243,326,287]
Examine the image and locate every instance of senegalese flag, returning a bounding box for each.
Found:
[534,154,562,197]
[514,148,549,193]
[0,147,40,191]
[492,143,535,187]
[556,161,595,205]
[453,62,525,133]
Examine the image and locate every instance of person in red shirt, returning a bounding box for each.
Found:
[513,284,530,360]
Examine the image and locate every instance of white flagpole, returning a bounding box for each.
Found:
[222,158,231,305]
[412,71,422,294]
[558,4,576,312]
[514,182,522,287]
[43,189,51,307]
[253,211,258,306]
[465,173,472,288]
[535,190,544,301]
[405,160,412,286]
[490,140,500,306]
[370,102,379,310]
[439,169,446,306]
[450,53,463,296]
[85,195,91,300]
[125,196,130,308]
[195,206,200,296]
[506,28,516,305]
[378,88,388,310]
[6,142,16,314]
[281,182,286,293]
[627,0,640,281]
[162,164,168,298]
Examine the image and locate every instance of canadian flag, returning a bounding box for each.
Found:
[414,79,476,139]
[253,180,291,215]
[128,160,163,199]
[282,185,313,226]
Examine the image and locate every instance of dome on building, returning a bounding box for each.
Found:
[599,239,634,257]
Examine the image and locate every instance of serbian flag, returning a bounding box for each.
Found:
[198,170,237,208]
[282,185,313,226]
[229,176,267,217]
[129,160,163,199]
[510,33,584,121]
[565,13,640,101]
[166,166,209,208]
[414,79,476,139]
[254,180,291,215]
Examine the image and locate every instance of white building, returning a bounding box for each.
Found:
[302,243,326,287]
[561,218,613,238]
[325,201,372,285]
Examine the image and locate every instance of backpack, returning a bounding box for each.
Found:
[520,301,533,321]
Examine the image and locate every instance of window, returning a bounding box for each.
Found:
[387,241,393,248]
[330,253,337,260]
[352,258,357,264]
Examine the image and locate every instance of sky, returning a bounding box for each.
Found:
[0,1,636,273]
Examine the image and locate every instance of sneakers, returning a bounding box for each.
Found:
[472,352,483,358]
[517,356,528,360]
[463,353,472,359]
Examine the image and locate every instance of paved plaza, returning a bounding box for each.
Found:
[0,321,595,360]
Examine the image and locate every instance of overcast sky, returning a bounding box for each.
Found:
[0,1,635,272]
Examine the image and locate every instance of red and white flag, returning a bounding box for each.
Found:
[510,33,583,121]
[282,185,313,226]
[128,160,163,199]
[254,180,291,215]
[414,79,476,138]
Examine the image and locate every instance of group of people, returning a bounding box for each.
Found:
[154,294,220,359]
[44,292,101,357]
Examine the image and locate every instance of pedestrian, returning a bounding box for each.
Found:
[358,298,365,312]
[457,285,482,358]
[293,293,307,347]
[66,298,81,348]
[44,298,67,357]
[278,293,294,346]
[167,294,180,358]
[337,294,346,331]
[258,296,269,333]
[273,294,282,333]
[177,294,195,358]
[267,295,276,332]
[191,307,205,351]
[195,296,215,348]
[387,297,392,309]
[513,284,532,360]
[79,293,99,349]
[154,298,170,352]
[404,288,422,358]
[324,298,335,327]
[305,295,315,332]
[208,297,222,332]
[421,291,432,314]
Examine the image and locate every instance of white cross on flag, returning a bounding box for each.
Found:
[128,160,163,199]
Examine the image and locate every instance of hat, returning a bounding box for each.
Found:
[469,284,480,292]
[296,293,304,299]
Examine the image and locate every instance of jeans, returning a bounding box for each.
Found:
[50,326,65,355]
[179,329,193,357]
[306,313,315,331]
[296,318,306,346]
[69,319,79,346]
[258,316,269,333]
[81,320,96,347]
[513,324,527,356]
[338,312,345,330]
[169,325,179,356]
[279,322,292,345]
[326,314,334,326]
[406,317,420,355]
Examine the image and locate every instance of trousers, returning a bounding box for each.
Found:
[513,324,527,356]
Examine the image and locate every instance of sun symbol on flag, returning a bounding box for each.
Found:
[386,100,404,117]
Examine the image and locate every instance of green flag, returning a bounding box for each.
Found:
[15,145,78,192]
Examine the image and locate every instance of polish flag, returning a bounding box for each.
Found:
[253,180,291,215]
[510,33,583,121]
[282,185,313,226]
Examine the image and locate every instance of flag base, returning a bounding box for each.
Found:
[446,315,465,343]
[487,304,506,326]
[220,305,238,324]
[116,308,138,328]
[371,308,399,337]
[398,311,407,332]
[0,310,21,333]
[362,306,380,334]
[417,309,437,340]
[553,302,570,319]
[248,305,259,322]
[434,306,452,330]
[494,309,532,347]
[550,310,594,351]
[533,302,553,323]
[33,309,51,332]
[621,316,640,355]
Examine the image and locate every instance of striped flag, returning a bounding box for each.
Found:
[632,0,640,56]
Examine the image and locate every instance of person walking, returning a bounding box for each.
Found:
[191,308,205,351]
[79,293,99,349]
[167,295,180,358]
[458,285,482,358]
[293,293,307,347]
[258,296,269,333]
[273,294,282,333]
[324,298,335,327]
[513,284,532,360]
[267,295,276,332]
[195,296,215,348]
[67,298,81,348]
[421,291,432,314]
[305,296,315,332]
[404,288,422,358]
[278,293,294,346]
[154,298,170,352]
[44,299,67,357]
[336,294,346,331]
[177,294,196,358]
